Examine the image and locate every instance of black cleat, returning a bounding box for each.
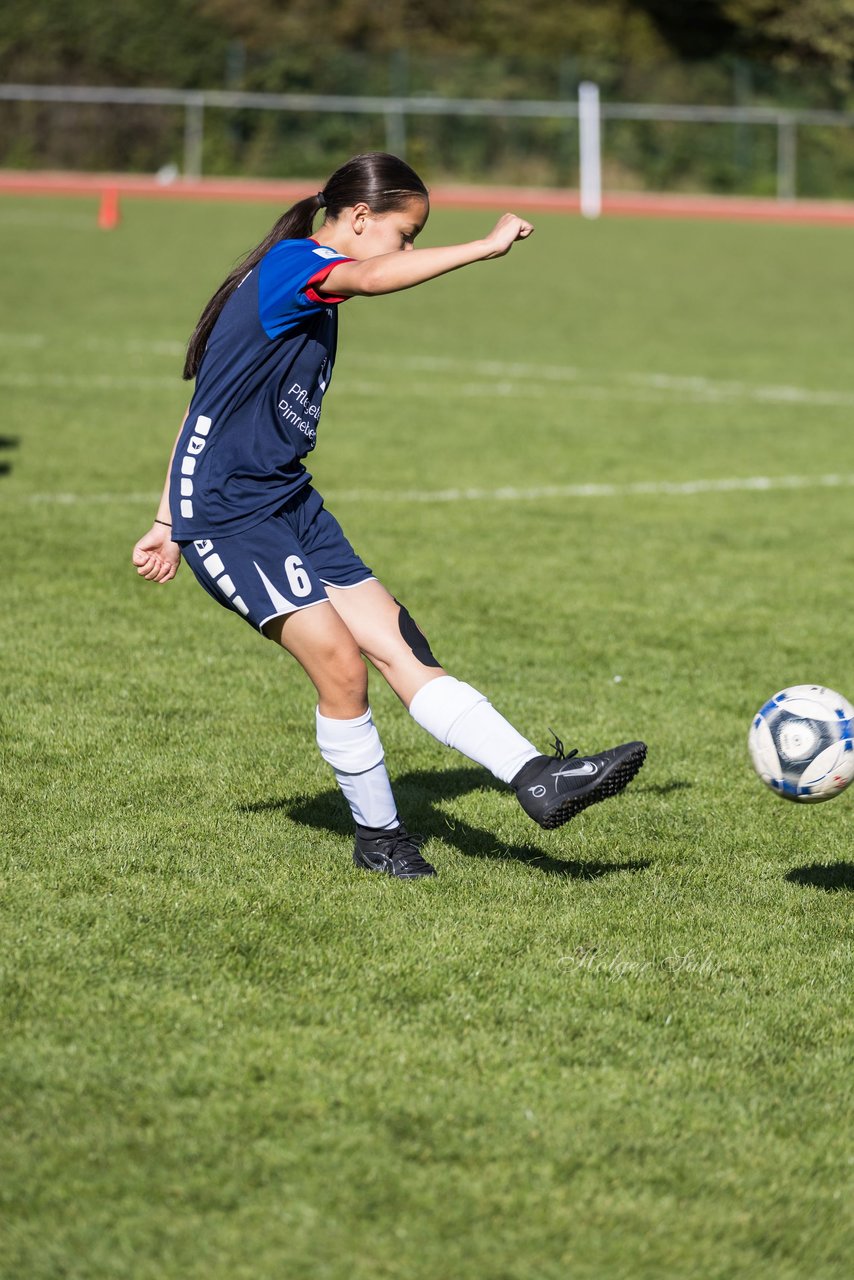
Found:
[513,736,647,830]
[353,826,437,879]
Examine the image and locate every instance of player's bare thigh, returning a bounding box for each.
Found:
[324,579,446,707]
[263,600,368,719]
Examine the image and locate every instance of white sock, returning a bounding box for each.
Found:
[408,675,540,785]
[315,707,399,830]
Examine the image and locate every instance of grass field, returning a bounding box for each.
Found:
[2,192,854,1279]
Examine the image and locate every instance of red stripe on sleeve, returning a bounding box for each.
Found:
[304,258,354,305]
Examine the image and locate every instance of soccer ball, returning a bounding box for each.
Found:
[748,684,854,802]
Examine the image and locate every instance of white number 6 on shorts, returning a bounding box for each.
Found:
[284,554,313,598]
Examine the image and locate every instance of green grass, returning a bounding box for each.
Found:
[2,194,854,1279]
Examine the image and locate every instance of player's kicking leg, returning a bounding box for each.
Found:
[324,580,646,830]
[510,737,647,829]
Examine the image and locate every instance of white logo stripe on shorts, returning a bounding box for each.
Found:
[193,538,249,615]
[253,561,300,615]
[202,553,225,577]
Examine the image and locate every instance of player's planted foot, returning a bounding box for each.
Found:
[513,737,647,830]
[353,826,437,878]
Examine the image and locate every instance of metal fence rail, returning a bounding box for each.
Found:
[3,82,854,198]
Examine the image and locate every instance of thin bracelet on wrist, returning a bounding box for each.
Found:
[154,518,172,527]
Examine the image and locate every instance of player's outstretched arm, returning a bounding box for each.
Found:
[319,213,534,299]
[131,409,187,584]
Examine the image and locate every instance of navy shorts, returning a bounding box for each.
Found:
[180,487,373,634]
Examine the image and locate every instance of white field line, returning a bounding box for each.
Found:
[368,352,854,407]
[1,335,853,407]
[328,473,854,503]
[624,371,854,408]
[0,333,188,356]
[343,377,854,408]
[3,365,853,409]
[26,491,165,507]
[354,356,854,408]
[342,378,676,404]
[84,336,187,358]
[21,473,854,509]
[0,371,180,391]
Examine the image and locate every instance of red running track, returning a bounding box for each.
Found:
[2,169,854,225]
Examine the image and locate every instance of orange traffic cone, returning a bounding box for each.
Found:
[98,187,121,230]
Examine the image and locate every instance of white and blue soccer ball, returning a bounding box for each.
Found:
[748,684,854,802]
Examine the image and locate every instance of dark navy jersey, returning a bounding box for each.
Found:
[170,238,353,540]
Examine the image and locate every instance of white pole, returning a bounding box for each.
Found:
[578,81,602,219]
[183,93,205,180]
[776,116,797,201]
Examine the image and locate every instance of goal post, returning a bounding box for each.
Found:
[578,81,602,219]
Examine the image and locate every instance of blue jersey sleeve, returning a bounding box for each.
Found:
[258,239,353,338]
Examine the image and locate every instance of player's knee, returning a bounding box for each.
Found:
[312,638,367,716]
[327,637,368,696]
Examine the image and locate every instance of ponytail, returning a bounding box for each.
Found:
[182,153,428,382]
[183,193,323,379]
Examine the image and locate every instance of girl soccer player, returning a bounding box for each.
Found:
[132,152,645,879]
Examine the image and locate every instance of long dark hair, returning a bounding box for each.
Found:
[183,152,429,380]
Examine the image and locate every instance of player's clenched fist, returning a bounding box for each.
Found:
[481,212,535,258]
[132,527,181,583]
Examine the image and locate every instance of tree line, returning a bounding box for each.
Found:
[3,2,853,195]
[1,1,853,95]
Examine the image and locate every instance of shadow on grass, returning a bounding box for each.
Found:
[0,434,19,477]
[786,862,854,893]
[635,779,693,796]
[239,766,651,880]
